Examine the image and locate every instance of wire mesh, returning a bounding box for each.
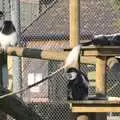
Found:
[1,0,120,120]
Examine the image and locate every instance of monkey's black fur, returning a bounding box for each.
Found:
[67,68,89,100]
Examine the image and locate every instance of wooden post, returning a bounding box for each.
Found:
[96,56,107,120]
[69,0,80,48]
[69,0,88,120]
[69,0,80,69]
[96,56,106,95]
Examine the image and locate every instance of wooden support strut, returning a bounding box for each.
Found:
[96,56,106,95]
[95,56,107,120]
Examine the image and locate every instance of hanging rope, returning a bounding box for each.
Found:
[0,45,82,99]
[0,65,67,99]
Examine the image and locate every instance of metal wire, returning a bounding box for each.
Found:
[0,65,65,99]
[1,0,120,120]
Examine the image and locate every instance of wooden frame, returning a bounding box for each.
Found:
[71,100,120,113]
[4,46,120,120]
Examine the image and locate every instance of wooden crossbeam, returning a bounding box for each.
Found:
[81,46,120,56]
[70,100,120,113]
[72,106,120,113]
[4,47,96,64]
[0,46,118,67]
[5,46,120,58]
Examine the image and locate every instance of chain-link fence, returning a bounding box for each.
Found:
[1,0,120,120]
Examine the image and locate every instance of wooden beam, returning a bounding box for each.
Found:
[72,106,120,113]
[4,47,96,64]
[71,100,120,113]
[81,46,120,56]
[2,46,120,58]
[1,46,120,65]
[69,0,80,48]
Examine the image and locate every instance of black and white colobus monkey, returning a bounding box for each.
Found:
[66,67,89,100]
[0,11,18,88]
[64,45,89,100]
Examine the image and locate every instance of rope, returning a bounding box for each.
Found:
[0,65,66,99]
[0,45,81,99]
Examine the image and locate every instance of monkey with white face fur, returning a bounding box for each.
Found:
[0,11,18,88]
[64,45,89,100]
[66,67,89,100]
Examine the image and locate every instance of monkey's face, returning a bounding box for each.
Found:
[65,68,78,81]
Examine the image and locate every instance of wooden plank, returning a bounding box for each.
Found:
[69,100,120,104]
[72,106,120,113]
[82,46,120,49]
[81,46,120,56]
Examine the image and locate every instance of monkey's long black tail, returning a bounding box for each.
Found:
[0,87,42,120]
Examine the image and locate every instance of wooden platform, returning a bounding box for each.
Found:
[70,100,120,113]
[81,45,120,56]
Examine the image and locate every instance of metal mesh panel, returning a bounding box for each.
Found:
[1,0,120,120]
[28,103,73,120]
[80,0,120,35]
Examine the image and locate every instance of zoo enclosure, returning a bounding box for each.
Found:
[1,0,120,120]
